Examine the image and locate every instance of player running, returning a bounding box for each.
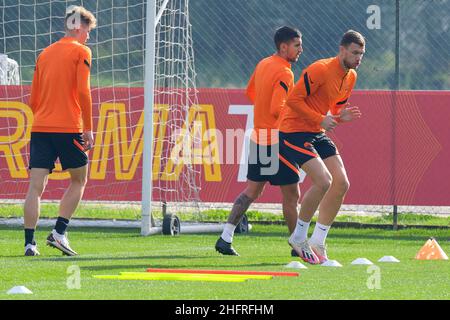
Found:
[278,30,364,264]
[215,26,303,256]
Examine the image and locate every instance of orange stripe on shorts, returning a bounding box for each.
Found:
[73,139,85,152]
[278,154,300,175]
[283,140,318,158]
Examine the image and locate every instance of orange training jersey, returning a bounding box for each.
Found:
[29,37,93,133]
[280,56,357,133]
[246,54,294,144]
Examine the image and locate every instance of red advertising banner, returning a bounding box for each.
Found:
[1,86,449,206]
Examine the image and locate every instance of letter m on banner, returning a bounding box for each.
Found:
[90,103,145,180]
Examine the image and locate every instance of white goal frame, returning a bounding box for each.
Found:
[140,0,228,236]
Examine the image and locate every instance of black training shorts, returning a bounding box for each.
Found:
[246,140,296,186]
[28,132,88,173]
[277,131,339,185]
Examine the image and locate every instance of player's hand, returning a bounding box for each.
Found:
[321,115,339,132]
[339,104,362,123]
[82,130,94,151]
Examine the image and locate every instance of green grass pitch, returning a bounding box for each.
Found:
[0,224,448,300]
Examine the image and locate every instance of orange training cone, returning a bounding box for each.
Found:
[415,238,449,260]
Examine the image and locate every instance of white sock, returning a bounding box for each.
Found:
[221,223,236,243]
[51,229,63,240]
[291,219,311,243]
[309,222,331,246]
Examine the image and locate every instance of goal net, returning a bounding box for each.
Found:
[0,0,219,235]
[3,1,446,233]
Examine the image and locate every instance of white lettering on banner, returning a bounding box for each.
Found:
[367,5,381,30]
[228,105,253,182]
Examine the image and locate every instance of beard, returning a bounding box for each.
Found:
[289,55,300,63]
[344,59,359,69]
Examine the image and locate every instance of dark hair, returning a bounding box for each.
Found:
[274,26,302,50]
[340,30,365,47]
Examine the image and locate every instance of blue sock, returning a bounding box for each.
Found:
[54,217,70,235]
[24,228,35,246]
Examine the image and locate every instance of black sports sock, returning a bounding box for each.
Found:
[54,217,70,235]
[24,229,36,246]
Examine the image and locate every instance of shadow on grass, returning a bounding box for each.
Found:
[146,262,289,269]
[82,262,288,272]
[0,225,140,234]
[83,265,156,272]
[2,225,447,243]
[247,231,449,242]
[33,254,204,262]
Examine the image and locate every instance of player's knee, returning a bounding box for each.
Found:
[291,190,300,203]
[245,185,265,200]
[30,181,46,196]
[246,189,262,200]
[282,186,300,204]
[70,174,88,187]
[337,178,350,195]
[317,176,332,194]
[287,192,299,205]
[28,176,48,196]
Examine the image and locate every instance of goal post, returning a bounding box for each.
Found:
[141,0,229,236]
[142,0,207,236]
[141,0,157,235]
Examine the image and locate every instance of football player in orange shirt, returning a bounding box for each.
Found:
[24,6,96,256]
[278,30,364,264]
[215,26,303,256]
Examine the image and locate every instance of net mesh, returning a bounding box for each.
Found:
[152,0,203,216]
[0,0,448,222]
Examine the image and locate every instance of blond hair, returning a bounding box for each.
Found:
[65,6,97,30]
